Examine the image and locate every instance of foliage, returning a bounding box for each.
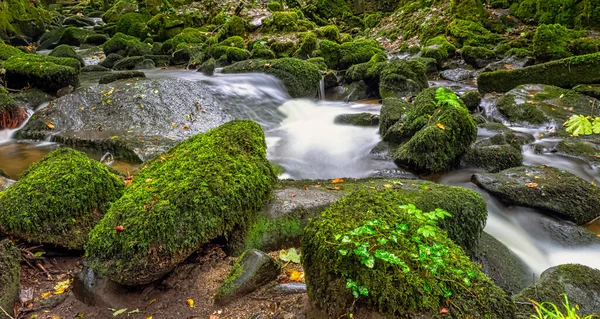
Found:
[564,114,600,136]
[435,87,463,108]
[530,294,600,319]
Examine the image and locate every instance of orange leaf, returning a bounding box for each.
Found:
[182,125,190,131]
[186,299,194,308]
[115,225,124,232]
[45,120,55,130]
[439,307,449,314]
[327,187,341,191]
[331,178,344,184]
[525,183,539,188]
[286,270,305,282]
[436,123,445,130]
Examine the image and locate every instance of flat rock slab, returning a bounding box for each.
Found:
[16,78,232,162]
[472,165,600,225]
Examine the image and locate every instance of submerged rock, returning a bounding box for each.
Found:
[303,189,514,318]
[514,264,600,317]
[16,78,232,162]
[0,239,20,315]
[472,165,600,225]
[0,148,124,249]
[85,121,276,285]
[214,249,281,305]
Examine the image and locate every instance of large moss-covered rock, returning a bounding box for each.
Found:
[461,128,528,173]
[0,0,51,43]
[115,12,149,38]
[214,249,281,305]
[461,46,496,68]
[421,36,456,64]
[472,165,600,225]
[379,59,429,98]
[103,32,151,57]
[392,88,478,173]
[102,0,137,23]
[532,24,572,62]
[0,239,20,315]
[338,39,384,69]
[0,148,124,249]
[379,97,412,141]
[49,44,84,67]
[514,264,600,317]
[2,54,80,94]
[57,27,95,47]
[85,120,276,285]
[510,0,600,30]
[303,189,514,318]
[222,58,321,98]
[573,84,600,99]
[478,52,600,94]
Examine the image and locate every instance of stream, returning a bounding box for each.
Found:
[1,67,599,277]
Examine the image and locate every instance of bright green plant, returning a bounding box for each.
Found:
[564,114,600,136]
[435,87,463,109]
[529,294,599,319]
[332,204,477,301]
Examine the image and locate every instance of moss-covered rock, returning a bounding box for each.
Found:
[460,90,482,112]
[0,239,20,315]
[222,58,321,98]
[0,0,51,43]
[57,27,95,47]
[115,12,150,38]
[532,24,573,62]
[421,36,456,64]
[271,11,299,32]
[472,165,600,225]
[461,137,524,173]
[267,1,283,12]
[333,112,379,126]
[2,54,80,94]
[0,148,124,249]
[85,120,276,285]
[303,189,513,318]
[514,264,600,317]
[447,19,500,47]
[49,44,84,67]
[510,0,600,30]
[316,25,340,41]
[102,0,137,23]
[477,52,600,94]
[0,42,24,60]
[392,88,477,173]
[462,46,496,68]
[379,59,428,98]
[217,15,247,41]
[98,53,123,69]
[214,249,281,305]
[98,70,146,84]
[198,57,216,76]
[338,39,383,69]
[573,84,600,99]
[103,32,151,57]
[379,97,411,139]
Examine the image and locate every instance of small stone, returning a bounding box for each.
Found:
[271,283,307,294]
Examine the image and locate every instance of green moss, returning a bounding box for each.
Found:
[314,0,352,19]
[58,27,95,46]
[496,94,548,124]
[462,140,523,173]
[316,25,340,41]
[379,97,411,138]
[555,138,600,165]
[0,0,52,42]
[251,45,276,59]
[2,54,80,93]
[364,12,383,29]
[169,28,207,50]
[217,252,244,296]
[379,60,428,98]
[393,88,477,173]
[0,42,24,60]
[212,12,228,25]
[271,11,298,32]
[198,57,216,76]
[319,39,340,69]
[102,0,137,23]
[103,32,152,57]
[115,12,150,38]
[461,90,482,112]
[244,215,303,251]
[447,19,500,47]
[461,45,496,68]
[532,24,572,62]
[220,35,245,49]
[0,148,124,249]
[270,40,297,58]
[573,84,600,99]
[222,58,321,98]
[85,120,276,285]
[338,39,384,70]
[478,52,600,94]
[0,239,20,314]
[505,47,532,58]
[303,189,513,318]
[84,34,109,45]
[217,15,247,41]
[297,32,317,58]
[421,36,456,64]
[511,0,600,30]
[49,44,84,67]
[267,1,283,12]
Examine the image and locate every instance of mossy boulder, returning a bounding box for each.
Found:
[460,90,482,112]
[472,165,600,225]
[267,1,283,12]
[112,56,144,70]
[103,33,151,57]
[477,52,600,94]
[49,44,84,67]
[532,24,572,62]
[421,36,456,64]
[0,42,24,60]
[169,28,207,50]
[0,148,124,249]
[379,97,411,138]
[102,0,138,23]
[0,239,20,315]
[217,15,247,41]
[222,58,321,98]
[392,88,478,173]
[198,57,216,76]
[209,46,251,65]
[83,34,109,46]
[461,134,524,173]
[2,54,80,94]
[57,27,95,47]
[316,25,340,41]
[379,59,429,98]
[303,189,514,318]
[514,264,600,317]
[573,84,600,99]
[98,53,123,69]
[271,12,299,32]
[0,0,51,43]
[115,12,149,38]
[333,113,379,126]
[214,249,281,305]
[319,39,341,69]
[510,0,600,30]
[98,70,146,84]
[447,19,500,47]
[546,136,600,166]
[462,46,496,68]
[338,39,384,69]
[85,120,276,285]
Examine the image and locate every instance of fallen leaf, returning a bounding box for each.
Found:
[383,184,393,188]
[327,187,341,191]
[149,299,157,305]
[45,120,55,130]
[41,291,51,299]
[286,269,305,282]
[53,288,66,295]
[182,125,189,131]
[436,123,445,130]
[331,178,344,184]
[186,299,194,308]
[145,179,152,183]
[525,183,539,188]
[439,307,449,314]
[303,186,308,190]
[279,248,301,263]
[289,193,296,198]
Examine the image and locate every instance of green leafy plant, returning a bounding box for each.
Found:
[435,87,463,108]
[564,114,600,136]
[529,294,599,319]
[332,204,476,301]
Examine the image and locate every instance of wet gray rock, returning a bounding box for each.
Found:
[15,78,232,162]
[63,16,95,27]
[199,58,216,76]
[514,264,600,317]
[344,81,369,102]
[98,71,146,84]
[214,250,281,305]
[440,68,472,82]
[113,56,145,70]
[333,113,379,126]
[472,166,600,225]
[133,58,155,70]
[12,89,53,109]
[370,169,418,179]
[517,213,600,248]
[0,239,20,315]
[271,283,307,294]
[323,71,338,89]
[473,233,533,295]
[72,264,133,308]
[484,56,534,72]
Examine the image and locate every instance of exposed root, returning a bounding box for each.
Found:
[0,106,28,130]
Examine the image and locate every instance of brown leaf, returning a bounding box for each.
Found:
[525,183,539,188]
[327,187,341,191]
[45,120,55,130]
[115,226,124,232]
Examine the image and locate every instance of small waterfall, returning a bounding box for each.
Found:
[318,75,325,100]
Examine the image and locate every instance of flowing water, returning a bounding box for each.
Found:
[1,68,599,277]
